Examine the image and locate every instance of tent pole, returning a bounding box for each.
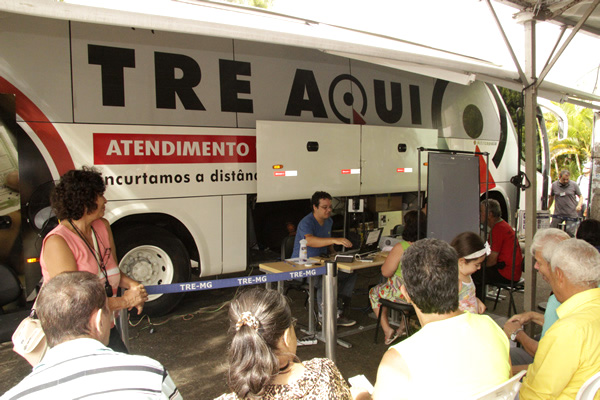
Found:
[537,0,600,85]
[523,17,538,315]
[484,0,528,84]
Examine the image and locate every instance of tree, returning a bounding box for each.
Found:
[544,102,593,182]
[499,87,522,134]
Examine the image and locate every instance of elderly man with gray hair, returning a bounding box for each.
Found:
[2,271,182,400]
[520,238,600,399]
[502,228,569,372]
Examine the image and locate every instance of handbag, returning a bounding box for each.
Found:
[12,290,48,366]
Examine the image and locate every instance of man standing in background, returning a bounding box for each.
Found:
[549,170,583,236]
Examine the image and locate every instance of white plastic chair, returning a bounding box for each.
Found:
[470,370,527,400]
[576,371,600,400]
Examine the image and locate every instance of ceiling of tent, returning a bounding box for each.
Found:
[2,0,599,108]
[496,0,600,38]
[490,0,600,107]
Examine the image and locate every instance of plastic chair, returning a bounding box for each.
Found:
[576,371,600,400]
[469,370,526,400]
[488,278,525,315]
[392,224,404,236]
[280,235,295,260]
[374,298,415,344]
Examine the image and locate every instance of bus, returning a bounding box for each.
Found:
[0,1,527,315]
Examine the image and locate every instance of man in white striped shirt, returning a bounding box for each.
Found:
[2,271,182,400]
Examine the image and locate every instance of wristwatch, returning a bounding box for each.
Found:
[510,327,524,341]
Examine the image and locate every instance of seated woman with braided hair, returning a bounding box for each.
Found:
[215,287,367,400]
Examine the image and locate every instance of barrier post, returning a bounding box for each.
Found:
[323,261,337,362]
[118,310,130,351]
[308,276,315,333]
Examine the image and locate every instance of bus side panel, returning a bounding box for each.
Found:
[106,196,223,276]
[360,126,438,195]
[53,123,257,198]
[0,14,73,124]
[234,40,353,128]
[70,21,236,127]
[222,195,247,274]
[350,60,435,128]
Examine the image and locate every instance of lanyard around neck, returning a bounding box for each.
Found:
[68,220,108,281]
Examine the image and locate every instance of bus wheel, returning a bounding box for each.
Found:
[115,225,191,317]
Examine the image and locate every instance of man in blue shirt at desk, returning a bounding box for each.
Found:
[292,191,357,327]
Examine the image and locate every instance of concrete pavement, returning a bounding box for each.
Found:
[0,262,551,399]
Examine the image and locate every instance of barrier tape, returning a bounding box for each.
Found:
[145,266,327,295]
[551,215,580,222]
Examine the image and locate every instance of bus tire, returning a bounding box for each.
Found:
[115,225,191,317]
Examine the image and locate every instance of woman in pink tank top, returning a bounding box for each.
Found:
[40,167,147,352]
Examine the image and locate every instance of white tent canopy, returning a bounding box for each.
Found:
[3,0,599,313]
[2,0,599,109]
[498,0,600,37]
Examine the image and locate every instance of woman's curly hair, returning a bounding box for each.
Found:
[51,167,105,220]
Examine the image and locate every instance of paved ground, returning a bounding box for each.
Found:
[0,258,551,399]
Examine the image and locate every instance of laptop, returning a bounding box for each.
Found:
[339,228,383,256]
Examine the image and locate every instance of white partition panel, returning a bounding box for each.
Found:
[257,121,361,202]
[360,126,437,195]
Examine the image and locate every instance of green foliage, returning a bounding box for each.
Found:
[223,0,275,8]
[499,87,523,134]
[544,102,592,182]
[498,89,592,184]
[499,87,541,169]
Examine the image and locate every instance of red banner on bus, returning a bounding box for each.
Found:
[94,133,256,165]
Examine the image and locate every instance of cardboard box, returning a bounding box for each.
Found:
[367,195,403,212]
[377,211,403,236]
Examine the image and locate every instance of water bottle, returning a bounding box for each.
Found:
[299,238,308,263]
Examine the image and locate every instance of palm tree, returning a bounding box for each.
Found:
[544,102,592,181]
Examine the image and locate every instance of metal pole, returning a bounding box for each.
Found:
[323,261,337,362]
[482,153,489,306]
[343,197,348,252]
[523,17,538,315]
[308,276,315,334]
[118,310,130,352]
[417,148,422,238]
[484,0,528,84]
[590,112,599,221]
[537,0,600,86]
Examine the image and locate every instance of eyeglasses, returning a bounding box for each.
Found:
[290,317,297,328]
[319,205,333,210]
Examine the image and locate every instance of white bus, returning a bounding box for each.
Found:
[0,1,527,315]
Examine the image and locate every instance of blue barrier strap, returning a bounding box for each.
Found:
[145,266,327,295]
[551,215,579,222]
